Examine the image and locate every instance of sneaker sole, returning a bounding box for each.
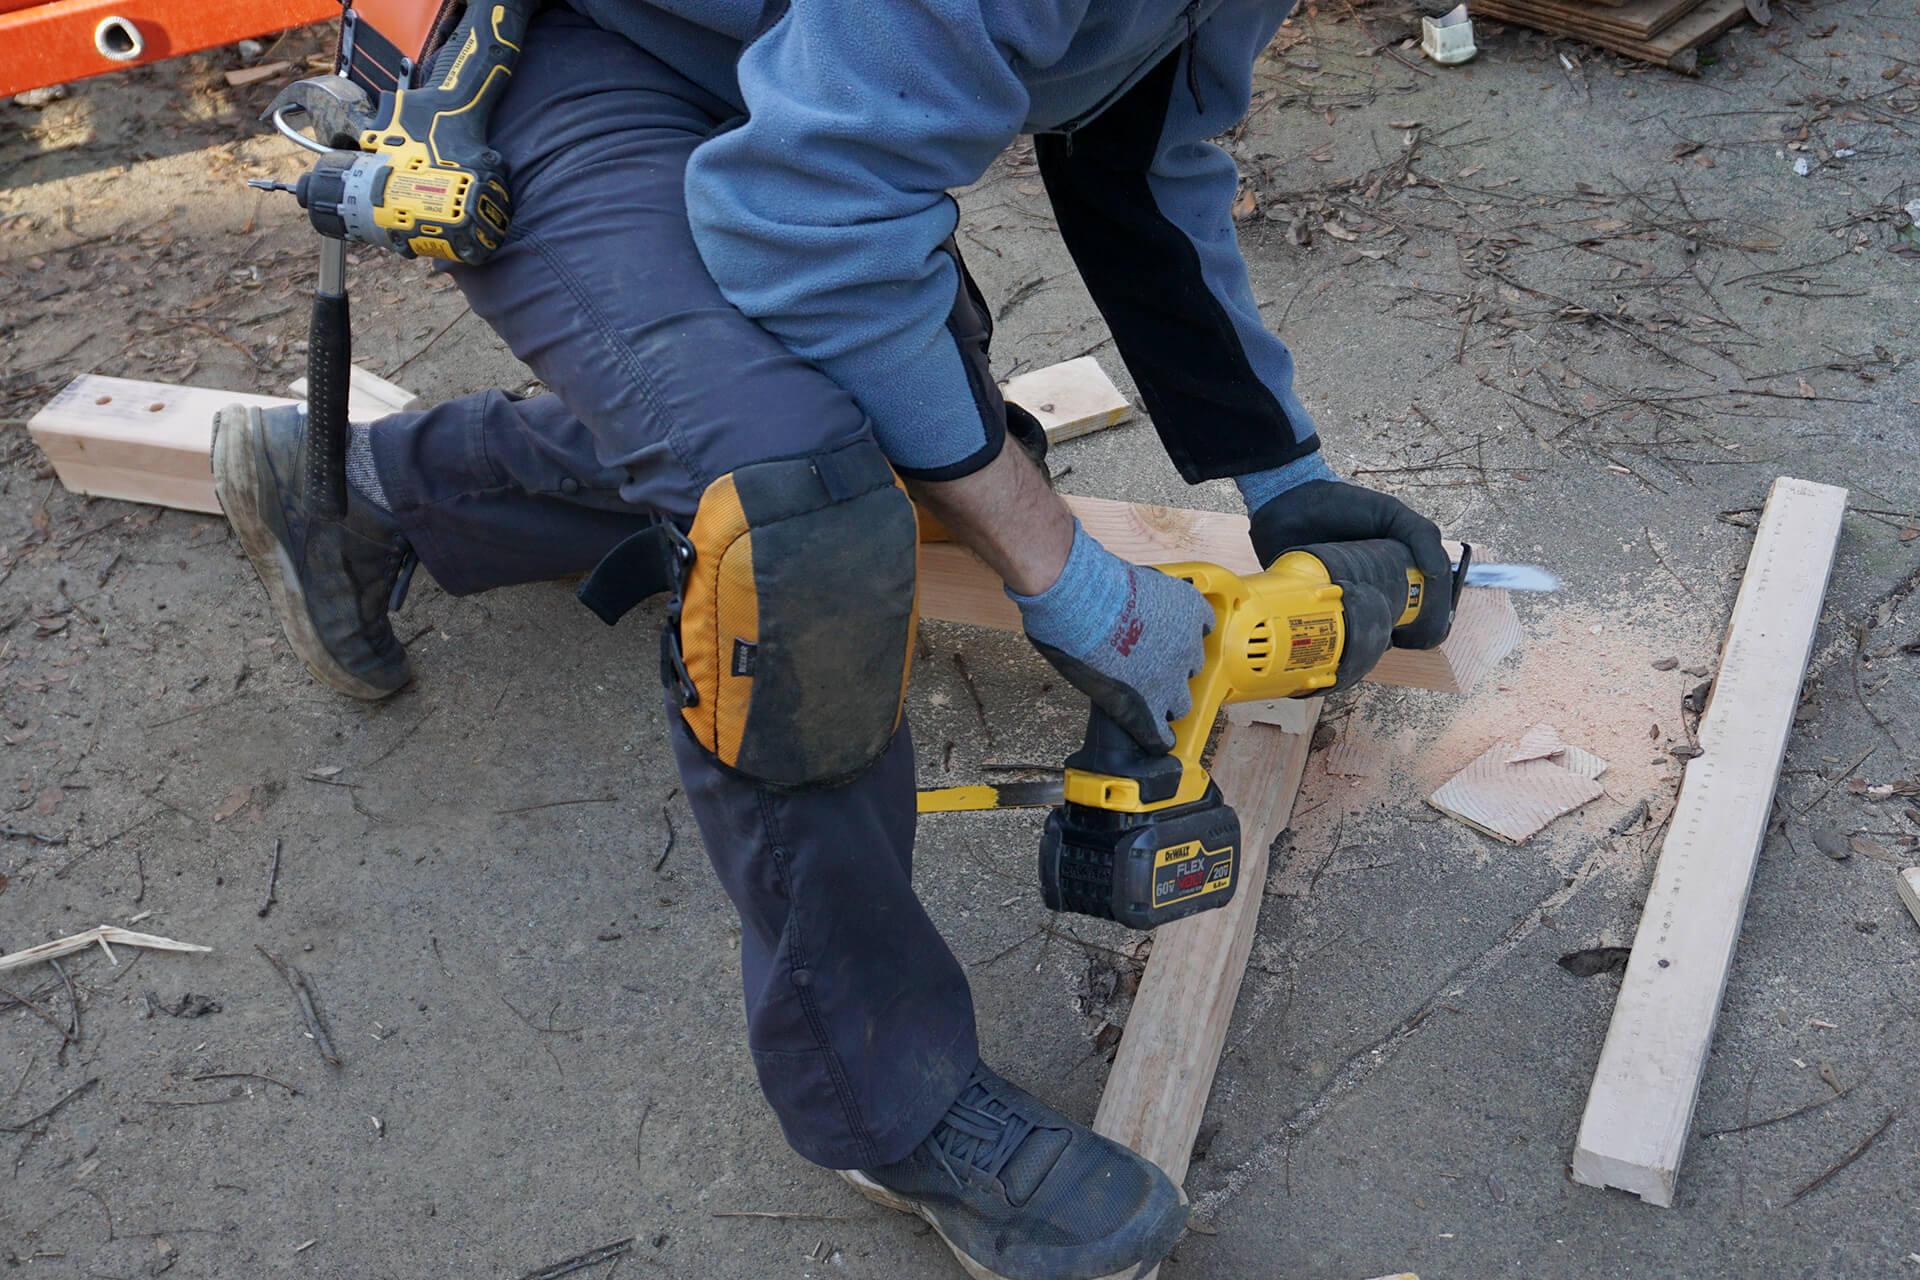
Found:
[211,404,404,701]
[838,1169,1174,1280]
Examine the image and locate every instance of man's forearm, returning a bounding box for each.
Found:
[906,439,1074,597]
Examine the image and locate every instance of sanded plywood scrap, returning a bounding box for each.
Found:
[1571,477,1847,1208]
[1508,722,1568,764]
[998,356,1135,443]
[1430,733,1608,843]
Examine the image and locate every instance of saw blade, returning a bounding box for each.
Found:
[1460,562,1560,593]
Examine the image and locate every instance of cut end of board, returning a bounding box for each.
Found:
[1570,1144,1677,1207]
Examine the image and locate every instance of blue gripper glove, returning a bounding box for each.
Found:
[1010,522,1213,753]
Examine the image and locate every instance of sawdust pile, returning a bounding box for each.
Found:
[1274,600,1716,892]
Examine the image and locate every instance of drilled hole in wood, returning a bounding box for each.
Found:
[95,396,112,405]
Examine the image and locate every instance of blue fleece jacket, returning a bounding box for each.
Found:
[569,0,1319,482]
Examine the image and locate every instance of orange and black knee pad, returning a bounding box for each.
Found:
[578,439,918,792]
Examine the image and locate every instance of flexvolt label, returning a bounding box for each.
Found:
[1150,837,1235,910]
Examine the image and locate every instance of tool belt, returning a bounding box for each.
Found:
[335,0,473,94]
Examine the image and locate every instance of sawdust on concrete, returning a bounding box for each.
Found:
[1279,596,1718,890]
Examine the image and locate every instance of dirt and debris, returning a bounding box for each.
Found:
[5,3,1920,1278]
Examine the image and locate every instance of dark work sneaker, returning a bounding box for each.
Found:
[842,1062,1187,1280]
[211,403,412,699]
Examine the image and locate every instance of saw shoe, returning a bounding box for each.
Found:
[841,1062,1187,1280]
[211,403,414,699]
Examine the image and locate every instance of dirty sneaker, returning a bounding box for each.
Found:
[842,1062,1187,1280]
[211,403,412,699]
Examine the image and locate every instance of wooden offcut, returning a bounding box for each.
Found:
[1430,735,1608,843]
[999,355,1135,444]
[1093,702,1322,1207]
[1898,868,1920,931]
[1571,476,1847,1207]
[28,372,411,517]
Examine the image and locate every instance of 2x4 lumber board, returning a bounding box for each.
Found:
[998,356,1135,444]
[918,495,1520,695]
[288,362,428,422]
[1094,699,1323,1203]
[1571,477,1848,1207]
[28,374,403,517]
[29,376,290,516]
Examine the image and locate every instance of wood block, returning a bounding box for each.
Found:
[288,362,427,421]
[29,376,292,515]
[1094,703,1322,1194]
[1571,477,1848,1207]
[28,374,415,516]
[1899,868,1920,931]
[1430,739,1606,843]
[999,356,1134,444]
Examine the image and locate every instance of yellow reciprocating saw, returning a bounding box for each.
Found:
[921,539,1470,931]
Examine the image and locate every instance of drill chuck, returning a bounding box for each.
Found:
[284,150,397,250]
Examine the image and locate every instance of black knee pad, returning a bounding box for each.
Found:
[671,439,918,791]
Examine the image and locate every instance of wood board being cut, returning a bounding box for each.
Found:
[28,374,1523,699]
[1571,476,1848,1207]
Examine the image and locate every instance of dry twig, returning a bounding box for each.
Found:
[255,944,341,1067]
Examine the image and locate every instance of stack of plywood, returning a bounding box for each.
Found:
[1470,0,1753,71]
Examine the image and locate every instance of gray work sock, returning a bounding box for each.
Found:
[345,422,391,511]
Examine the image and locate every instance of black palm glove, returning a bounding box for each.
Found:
[1248,479,1455,652]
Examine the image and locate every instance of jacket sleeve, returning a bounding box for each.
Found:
[684,2,1060,480]
[1036,0,1320,484]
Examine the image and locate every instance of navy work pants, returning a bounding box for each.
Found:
[363,7,978,1169]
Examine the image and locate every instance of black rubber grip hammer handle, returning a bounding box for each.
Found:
[304,235,351,521]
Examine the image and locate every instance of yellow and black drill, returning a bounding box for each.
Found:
[248,0,532,522]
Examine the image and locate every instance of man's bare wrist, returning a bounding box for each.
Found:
[906,439,1074,596]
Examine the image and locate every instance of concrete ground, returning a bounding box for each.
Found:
[3,6,1918,1278]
